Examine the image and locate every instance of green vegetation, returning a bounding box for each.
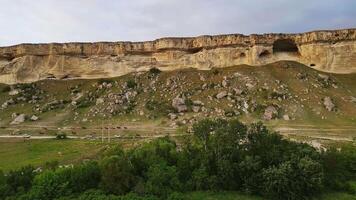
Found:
[0,118,355,200]
[145,100,175,118]
[149,67,162,75]
[126,79,137,89]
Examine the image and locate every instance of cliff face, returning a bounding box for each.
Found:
[0,28,355,84]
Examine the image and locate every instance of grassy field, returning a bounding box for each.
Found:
[0,138,108,171]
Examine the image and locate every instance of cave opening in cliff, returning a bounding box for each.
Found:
[273,39,299,54]
[259,50,271,57]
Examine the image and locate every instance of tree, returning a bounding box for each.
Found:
[145,162,181,198]
[100,155,136,195]
[238,156,263,194]
[192,118,227,150]
[6,165,35,195]
[29,170,70,200]
[69,161,101,193]
[321,144,356,191]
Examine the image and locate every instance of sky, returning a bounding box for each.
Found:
[0,0,355,46]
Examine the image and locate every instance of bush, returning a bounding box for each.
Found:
[212,68,219,75]
[28,170,71,199]
[149,67,161,75]
[1,85,11,93]
[56,133,68,140]
[145,100,175,117]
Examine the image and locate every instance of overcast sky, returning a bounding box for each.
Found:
[0,0,355,46]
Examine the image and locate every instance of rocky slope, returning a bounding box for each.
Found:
[0,28,356,84]
[1,61,356,140]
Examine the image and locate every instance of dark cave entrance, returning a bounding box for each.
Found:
[273,39,299,53]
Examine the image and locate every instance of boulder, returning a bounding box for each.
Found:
[283,114,290,121]
[168,113,178,120]
[30,115,39,121]
[193,100,204,106]
[323,97,335,111]
[11,114,26,125]
[9,89,20,96]
[263,106,278,120]
[233,88,244,95]
[192,106,201,113]
[222,79,228,88]
[216,91,227,99]
[96,98,105,105]
[351,96,356,103]
[172,97,187,112]
[1,102,8,109]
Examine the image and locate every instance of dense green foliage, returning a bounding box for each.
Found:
[0,118,355,200]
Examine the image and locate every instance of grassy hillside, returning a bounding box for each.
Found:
[0,61,355,141]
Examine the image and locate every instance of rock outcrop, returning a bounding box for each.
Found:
[1,28,356,84]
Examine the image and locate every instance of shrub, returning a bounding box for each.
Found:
[145,100,175,117]
[126,80,137,89]
[212,68,219,75]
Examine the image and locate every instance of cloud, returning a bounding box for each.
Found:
[0,0,355,46]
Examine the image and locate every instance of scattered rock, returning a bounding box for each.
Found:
[168,113,178,120]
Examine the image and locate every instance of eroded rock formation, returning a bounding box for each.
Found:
[0,28,355,84]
